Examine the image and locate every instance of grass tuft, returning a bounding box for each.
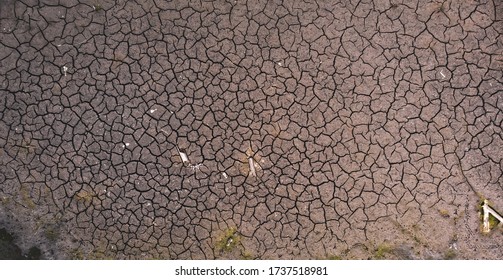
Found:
[374,243,393,260]
[215,227,240,253]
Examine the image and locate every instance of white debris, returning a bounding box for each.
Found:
[440,70,445,78]
[189,163,204,171]
[222,172,228,179]
[62,66,68,77]
[125,143,130,147]
[177,146,190,166]
[482,199,503,233]
[278,62,282,66]
[149,108,157,114]
[248,157,257,177]
[226,237,234,247]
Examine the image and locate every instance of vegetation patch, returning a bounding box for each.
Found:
[215,227,240,253]
[478,199,502,232]
[75,190,96,204]
[20,184,36,209]
[373,243,393,260]
[444,249,456,260]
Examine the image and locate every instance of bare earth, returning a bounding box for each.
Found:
[0,0,502,259]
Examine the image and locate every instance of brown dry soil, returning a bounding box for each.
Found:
[0,0,502,260]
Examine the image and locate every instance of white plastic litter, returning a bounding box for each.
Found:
[176,146,190,166]
[482,199,503,233]
[248,157,257,177]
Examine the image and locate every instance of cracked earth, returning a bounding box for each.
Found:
[0,0,502,259]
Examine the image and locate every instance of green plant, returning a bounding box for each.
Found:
[215,227,240,253]
[488,214,500,229]
[374,243,393,260]
[444,249,456,260]
[478,199,501,232]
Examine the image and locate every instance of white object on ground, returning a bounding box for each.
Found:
[482,199,503,233]
[176,146,190,166]
[189,163,203,172]
[248,157,257,177]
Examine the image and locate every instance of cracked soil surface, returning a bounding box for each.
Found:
[0,0,502,259]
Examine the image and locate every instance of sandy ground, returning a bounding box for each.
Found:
[0,0,502,259]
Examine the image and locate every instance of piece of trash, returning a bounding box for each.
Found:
[226,237,234,247]
[248,157,257,177]
[62,66,68,77]
[189,163,203,171]
[482,199,503,233]
[176,146,190,166]
[222,172,228,179]
[440,70,445,78]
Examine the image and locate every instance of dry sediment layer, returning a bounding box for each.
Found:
[0,0,502,259]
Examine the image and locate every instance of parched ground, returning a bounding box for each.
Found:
[0,0,502,260]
